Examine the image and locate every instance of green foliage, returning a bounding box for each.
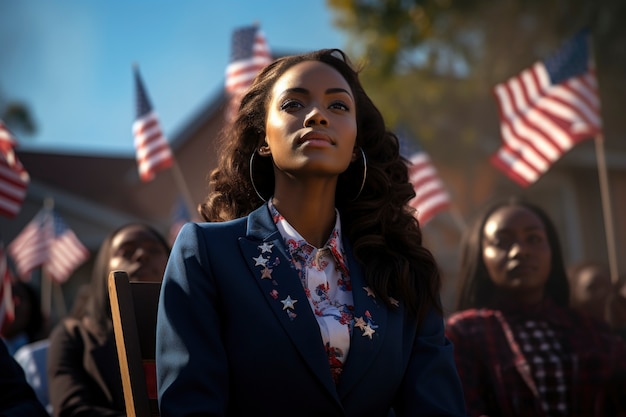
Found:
[326,0,626,161]
[2,102,36,135]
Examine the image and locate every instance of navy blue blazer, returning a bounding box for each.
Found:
[156,205,466,417]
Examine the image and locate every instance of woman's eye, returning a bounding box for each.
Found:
[488,237,512,249]
[329,101,349,111]
[120,249,135,259]
[280,99,302,111]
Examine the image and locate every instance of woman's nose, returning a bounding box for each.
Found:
[303,107,328,127]
[508,241,527,258]
[134,247,148,261]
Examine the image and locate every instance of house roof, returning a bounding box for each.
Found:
[1,89,228,248]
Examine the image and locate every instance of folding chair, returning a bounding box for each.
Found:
[108,270,162,417]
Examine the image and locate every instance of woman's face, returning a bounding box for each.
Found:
[264,60,357,181]
[481,205,552,302]
[108,225,168,282]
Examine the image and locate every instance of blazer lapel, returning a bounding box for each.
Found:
[337,243,388,399]
[238,206,339,401]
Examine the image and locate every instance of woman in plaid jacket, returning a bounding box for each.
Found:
[446,198,626,417]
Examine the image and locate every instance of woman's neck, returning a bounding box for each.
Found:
[272,182,337,248]
[489,288,546,312]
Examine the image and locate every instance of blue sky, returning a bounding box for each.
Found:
[0,1,347,155]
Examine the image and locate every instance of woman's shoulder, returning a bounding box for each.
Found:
[446,308,506,336]
[49,316,81,337]
[180,217,249,237]
[49,317,101,345]
[446,308,503,325]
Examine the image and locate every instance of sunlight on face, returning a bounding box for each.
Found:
[264,60,357,181]
[481,205,552,303]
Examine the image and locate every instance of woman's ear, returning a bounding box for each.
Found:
[351,148,358,162]
[258,143,271,156]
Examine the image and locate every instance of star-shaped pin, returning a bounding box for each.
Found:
[281,296,298,310]
[362,324,375,339]
[261,267,273,279]
[354,316,366,330]
[363,286,376,298]
[253,255,268,267]
[258,242,274,253]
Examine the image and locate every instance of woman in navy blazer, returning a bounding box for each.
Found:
[156,48,466,417]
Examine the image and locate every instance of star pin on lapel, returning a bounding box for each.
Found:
[261,267,273,279]
[253,254,268,267]
[258,242,274,253]
[354,316,367,330]
[363,286,376,298]
[362,324,375,339]
[355,310,378,340]
[281,295,298,310]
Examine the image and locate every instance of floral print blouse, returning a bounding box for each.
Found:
[268,200,354,385]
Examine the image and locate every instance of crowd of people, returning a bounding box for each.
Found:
[2,48,626,417]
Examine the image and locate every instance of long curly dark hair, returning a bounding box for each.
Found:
[200,48,441,321]
[455,197,570,311]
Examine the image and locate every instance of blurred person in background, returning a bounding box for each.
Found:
[446,198,626,417]
[567,260,612,323]
[607,277,626,341]
[1,279,47,355]
[47,223,169,417]
[14,284,93,415]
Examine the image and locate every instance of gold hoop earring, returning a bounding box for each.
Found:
[349,147,367,202]
[249,151,267,202]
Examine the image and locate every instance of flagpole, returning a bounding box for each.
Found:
[169,159,198,221]
[53,281,67,318]
[41,269,52,319]
[40,198,55,319]
[594,134,619,284]
[133,62,198,221]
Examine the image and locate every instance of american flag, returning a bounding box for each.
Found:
[168,196,191,245]
[0,242,15,334]
[8,208,89,283]
[133,66,174,182]
[491,29,602,187]
[0,120,30,218]
[224,25,272,120]
[399,130,451,225]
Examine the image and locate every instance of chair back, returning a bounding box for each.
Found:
[108,270,161,417]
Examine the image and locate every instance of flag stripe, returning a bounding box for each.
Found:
[8,208,89,282]
[133,70,174,182]
[224,26,272,121]
[399,134,451,225]
[0,243,15,332]
[0,121,29,218]
[491,29,602,186]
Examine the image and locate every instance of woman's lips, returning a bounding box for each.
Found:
[298,131,334,146]
[507,263,534,277]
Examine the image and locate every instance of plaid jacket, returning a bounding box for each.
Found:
[446,300,626,417]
